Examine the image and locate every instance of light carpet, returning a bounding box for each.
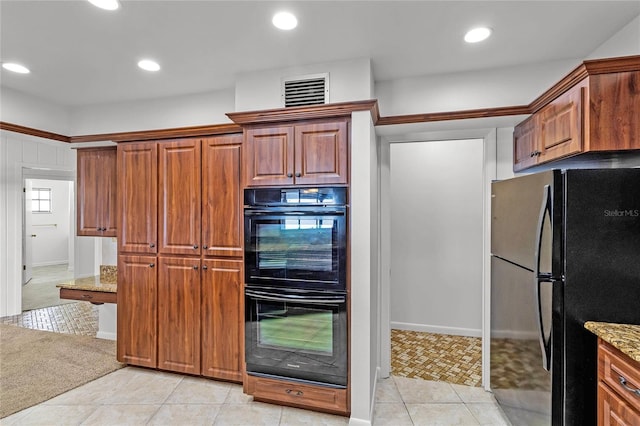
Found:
[0,324,124,418]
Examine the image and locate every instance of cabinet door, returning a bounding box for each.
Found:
[294,120,348,185]
[202,135,243,257]
[598,382,640,426]
[513,116,539,172]
[102,148,118,236]
[538,81,585,164]
[118,142,157,254]
[117,255,157,368]
[244,126,294,186]
[77,149,103,236]
[201,259,243,382]
[158,139,202,255]
[158,256,201,375]
[77,148,117,236]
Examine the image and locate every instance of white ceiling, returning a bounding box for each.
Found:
[1,1,639,108]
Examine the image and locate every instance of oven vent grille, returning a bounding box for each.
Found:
[282,74,329,107]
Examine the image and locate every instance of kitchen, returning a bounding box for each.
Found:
[1,2,640,425]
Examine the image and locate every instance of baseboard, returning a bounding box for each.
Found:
[32,260,69,267]
[391,321,482,338]
[96,331,117,341]
[490,329,538,340]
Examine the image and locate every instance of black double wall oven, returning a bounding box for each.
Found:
[244,187,348,388]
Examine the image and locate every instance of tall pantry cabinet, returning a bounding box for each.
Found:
[117,134,244,382]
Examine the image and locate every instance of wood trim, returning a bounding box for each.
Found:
[529,55,640,114]
[70,123,242,143]
[226,100,379,125]
[583,55,640,75]
[4,56,637,140]
[0,121,70,143]
[377,105,530,126]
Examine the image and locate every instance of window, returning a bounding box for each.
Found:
[32,188,52,213]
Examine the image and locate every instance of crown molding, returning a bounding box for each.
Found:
[227,100,380,125]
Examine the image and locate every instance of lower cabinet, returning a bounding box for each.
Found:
[597,339,640,426]
[117,255,243,382]
[117,255,158,368]
[245,374,349,416]
[158,256,202,375]
[201,259,243,382]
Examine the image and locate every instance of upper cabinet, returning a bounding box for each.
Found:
[513,62,640,172]
[244,120,349,186]
[118,142,158,254]
[77,147,117,237]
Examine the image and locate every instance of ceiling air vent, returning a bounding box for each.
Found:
[282,73,329,107]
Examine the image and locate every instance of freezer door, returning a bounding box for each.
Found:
[490,256,552,424]
[491,171,556,271]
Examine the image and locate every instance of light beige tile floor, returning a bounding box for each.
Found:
[2,367,510,425]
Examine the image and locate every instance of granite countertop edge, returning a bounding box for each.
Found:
[56,275,117,293]
[584,321,640,363]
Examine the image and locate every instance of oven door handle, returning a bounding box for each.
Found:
[244,209,345,216]
[245,289,346,304]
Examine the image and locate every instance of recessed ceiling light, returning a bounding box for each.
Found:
[138,59,160,72]
[272,11,297,30]
[464,27,492,43]
[2,63,30,74]
[87,0,120,11]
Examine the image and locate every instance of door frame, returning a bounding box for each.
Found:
[378,130,497,390]
[21,168,75,304]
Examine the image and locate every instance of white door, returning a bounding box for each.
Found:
[22,179,34,284]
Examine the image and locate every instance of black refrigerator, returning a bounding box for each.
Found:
[490,168,640,425]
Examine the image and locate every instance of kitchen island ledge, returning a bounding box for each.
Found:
[585,321,640,363]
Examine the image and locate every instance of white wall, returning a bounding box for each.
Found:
[587,14,640,59]
[389,139,484,336]
[0,131,77,316]
[350,110,379,426]
[235,57,373,111]
[374,59,579,117]
[69,89,235,136]
[29,179,71,266]
[0,87,71,135]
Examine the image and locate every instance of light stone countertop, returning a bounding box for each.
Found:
[584,321,640,363]
[56,276,117,293]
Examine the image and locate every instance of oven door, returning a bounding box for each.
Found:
[244,207,347,291]
[245,287,347,387]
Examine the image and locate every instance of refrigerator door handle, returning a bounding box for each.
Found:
[535,184,553,371]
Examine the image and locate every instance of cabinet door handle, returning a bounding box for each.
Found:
[150,243,155,248]
[202,265,208,271]
[193,265,199,270]
[285,389,292,394]
[149,263,155,268]
[203,245,208,249]
[295,172,301,178]
[619,375,640,396]
[193,244,199,249]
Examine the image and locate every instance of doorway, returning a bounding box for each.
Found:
[22,176,75,311]
[387,138,485,386]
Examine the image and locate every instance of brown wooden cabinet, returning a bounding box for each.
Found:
[158,256,201,375]
[158,139,202,256]
[537,79,586,165]
[77,147,117,237]
[513,70,640,172]
[202,135,244,257]
[244,119,348,186]
[117,254,157,368]
[201,258,243,382]
[245,373,349,416]
[118,142,158,254]
[597,339,640,426]
[116,134,243,381]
